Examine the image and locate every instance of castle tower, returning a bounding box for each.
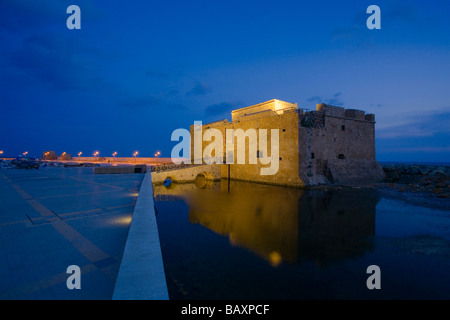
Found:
[189,99,385,187]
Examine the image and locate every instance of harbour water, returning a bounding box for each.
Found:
[154,180,450,300]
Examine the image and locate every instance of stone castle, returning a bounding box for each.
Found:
[152,99,385,187]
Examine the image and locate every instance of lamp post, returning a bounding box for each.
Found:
[112,152,117,163]
[133,151,138,163]
[0,150,4,157]
[155,151,161,164]
[23,151,28,158]
[78,152,82,161]
[94,151,99,161]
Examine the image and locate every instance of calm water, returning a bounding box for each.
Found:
[154,180,450,300]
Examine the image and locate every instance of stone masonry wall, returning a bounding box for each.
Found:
[298,103,384,185]
[191,108,304,187]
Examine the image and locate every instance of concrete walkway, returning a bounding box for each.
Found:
[0,167,144,299]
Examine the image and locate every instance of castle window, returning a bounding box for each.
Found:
[282,128,286,132]
[338,154,346,159]
[341,125,345,131]
[311,153,315,159]
[279,157,282,161]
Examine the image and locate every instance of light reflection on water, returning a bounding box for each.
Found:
[153,180,450,300]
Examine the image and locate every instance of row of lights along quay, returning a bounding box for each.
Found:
[1,150,167,166]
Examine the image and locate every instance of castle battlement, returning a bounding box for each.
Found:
[221,100,375,124]
[316,103,375,122]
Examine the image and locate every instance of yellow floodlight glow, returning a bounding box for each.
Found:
[269,251,282,267]
[113,215,132,226]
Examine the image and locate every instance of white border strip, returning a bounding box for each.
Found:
[112,172,169,300]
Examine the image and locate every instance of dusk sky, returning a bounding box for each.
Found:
[1,0,449,162]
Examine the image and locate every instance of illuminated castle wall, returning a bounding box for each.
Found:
[189,99,385,187]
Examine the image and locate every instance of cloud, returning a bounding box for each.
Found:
[0,0,99,34]
[330,26,364,42]
[384,1,419,25]
[307,96,321,103]
[379,146,450,154]
[330,1,421,47]
[118,91,184,110]
[186,82,212,97]
[118,94,162,109]
[204,102,241,118]
[0,1,107,92]
[164,88,180,97]
[329,24,376,51]
[0,0,60,33]
[307,92,344,107]
[6,33,102,91]
[145,70,170,79]
[377,109,450,139]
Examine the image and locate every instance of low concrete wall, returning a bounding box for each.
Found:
[112,172,169,300]
[151,164,221,184]
[94,165,147,174]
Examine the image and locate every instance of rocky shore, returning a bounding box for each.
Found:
[382,164,450,199]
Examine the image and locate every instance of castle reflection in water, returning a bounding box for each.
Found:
[153,179,379,267]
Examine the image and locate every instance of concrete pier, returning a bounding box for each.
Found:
[112,172,169,300]
[0,167,144,299]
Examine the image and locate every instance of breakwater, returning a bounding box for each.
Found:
[382,164,450,198]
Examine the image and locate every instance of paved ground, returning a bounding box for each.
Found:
[0,167,144,299]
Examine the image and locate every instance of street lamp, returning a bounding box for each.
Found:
[94,151,99,161]
[23,151,28,157]
[112,152,117,163]
[78,152,82,161]
[0,150,3,156]
[154,151,161,164]
[133,151,139,163]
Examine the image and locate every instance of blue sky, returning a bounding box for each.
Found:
[0,0,449,162]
